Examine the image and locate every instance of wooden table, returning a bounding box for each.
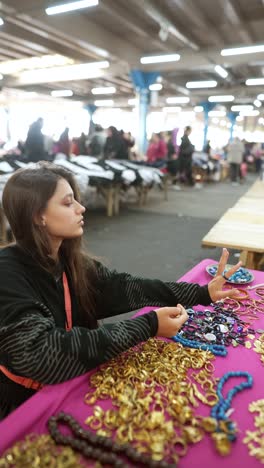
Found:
[202,179,264,270]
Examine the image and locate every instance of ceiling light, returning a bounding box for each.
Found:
[257,94,264,100]
[140,53,180,64]
[221,44,264,56]
[208,110,226,117]
[162,106,181,112]
[246,78,264,86]
[0,18,4,26]
[166,96,189,104]
[16,61,109,85]
[231,105,253,112]
[254,99,262,108]
[91,86,116,95]
[46,0,98,15]
[51,89,73,97]
[94,99,114,106]
[186,80,217,89]
[240,110,259,116]
[194,106,203,112]
[214,65,228,78]
[0,54,74,75]
[208,95,234,102]
[128,98,137,105]
[149,83,163,91]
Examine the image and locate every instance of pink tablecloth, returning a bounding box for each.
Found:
[0,259,263,467]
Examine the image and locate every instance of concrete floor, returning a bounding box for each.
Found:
[83,173,258,322]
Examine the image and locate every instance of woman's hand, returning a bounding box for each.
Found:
[208,248,241,302]
[155,304,188,338]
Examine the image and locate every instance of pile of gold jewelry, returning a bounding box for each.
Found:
[253,333,264,365]
[0,434,85,468]
[243,399,264,463]
[84,338,222,464]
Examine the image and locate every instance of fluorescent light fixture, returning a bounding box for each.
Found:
[208,110,226,117]
[166,96,189,104]
[16,61,109,85]
[254,99,262,108]
[51,89,73,97]
[240,110,259,116]
[221,44,264,56]
[128,98,137,105]
[149,83,163,91]
[186,80,217,89]
[46,0,98,15]
[194,106,203,112]
[94,99,114,106]
[257,94,264,100]
[214,65,228,78]
[0,18,4,26]
[0,54,74,75]
[162,106,181,112]
[231,105,253,111]
[140,53,180,64]
[91,86,116,95]
[208,95,234,102]
[246,78,264,86]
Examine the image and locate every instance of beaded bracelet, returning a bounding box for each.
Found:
[172,334,227,356]
[210,371,253,455]
[48,412,176,468]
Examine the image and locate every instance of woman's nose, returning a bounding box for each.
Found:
[76,201,86,214]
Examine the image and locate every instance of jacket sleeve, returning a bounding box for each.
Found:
[95,262,212,319]
[0,268,158,385]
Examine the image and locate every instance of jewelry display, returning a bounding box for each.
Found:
[0,433,85,467]
[48,412,174,468]
[173,306,252,351]
[210,371,253,456]
[253,333,264,365]
[84,338,218,464]
[243,399,264,463]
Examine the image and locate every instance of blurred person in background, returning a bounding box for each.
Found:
[78,132,88,156]
[227,137,244,185]
[25,118,45,162]
[146,133,167,165]
[178,126,194,186]
[88,125,106,158]
[104,126,128,160]
[58,127,71,158]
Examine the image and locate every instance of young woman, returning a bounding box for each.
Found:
[0,162,240,419]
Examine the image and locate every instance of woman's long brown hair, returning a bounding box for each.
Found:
[2,162,97,327]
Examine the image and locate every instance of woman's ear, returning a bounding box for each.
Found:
[34,214,46,227]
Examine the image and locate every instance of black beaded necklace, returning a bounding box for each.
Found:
[48,412,177,467]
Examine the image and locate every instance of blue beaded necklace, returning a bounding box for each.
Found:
[172,334,227,356]
[211,371,253,441]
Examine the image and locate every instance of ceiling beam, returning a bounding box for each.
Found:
[222,0,254,43]
[171,0,225,46]
[131,0,199,51]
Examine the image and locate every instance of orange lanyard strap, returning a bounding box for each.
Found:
[63,271,73,331]
[0,271,73,390]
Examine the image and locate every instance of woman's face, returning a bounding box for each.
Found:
[41,178,85,242]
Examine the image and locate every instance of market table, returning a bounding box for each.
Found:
[202,179,264,270]
[0,259,263,467]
